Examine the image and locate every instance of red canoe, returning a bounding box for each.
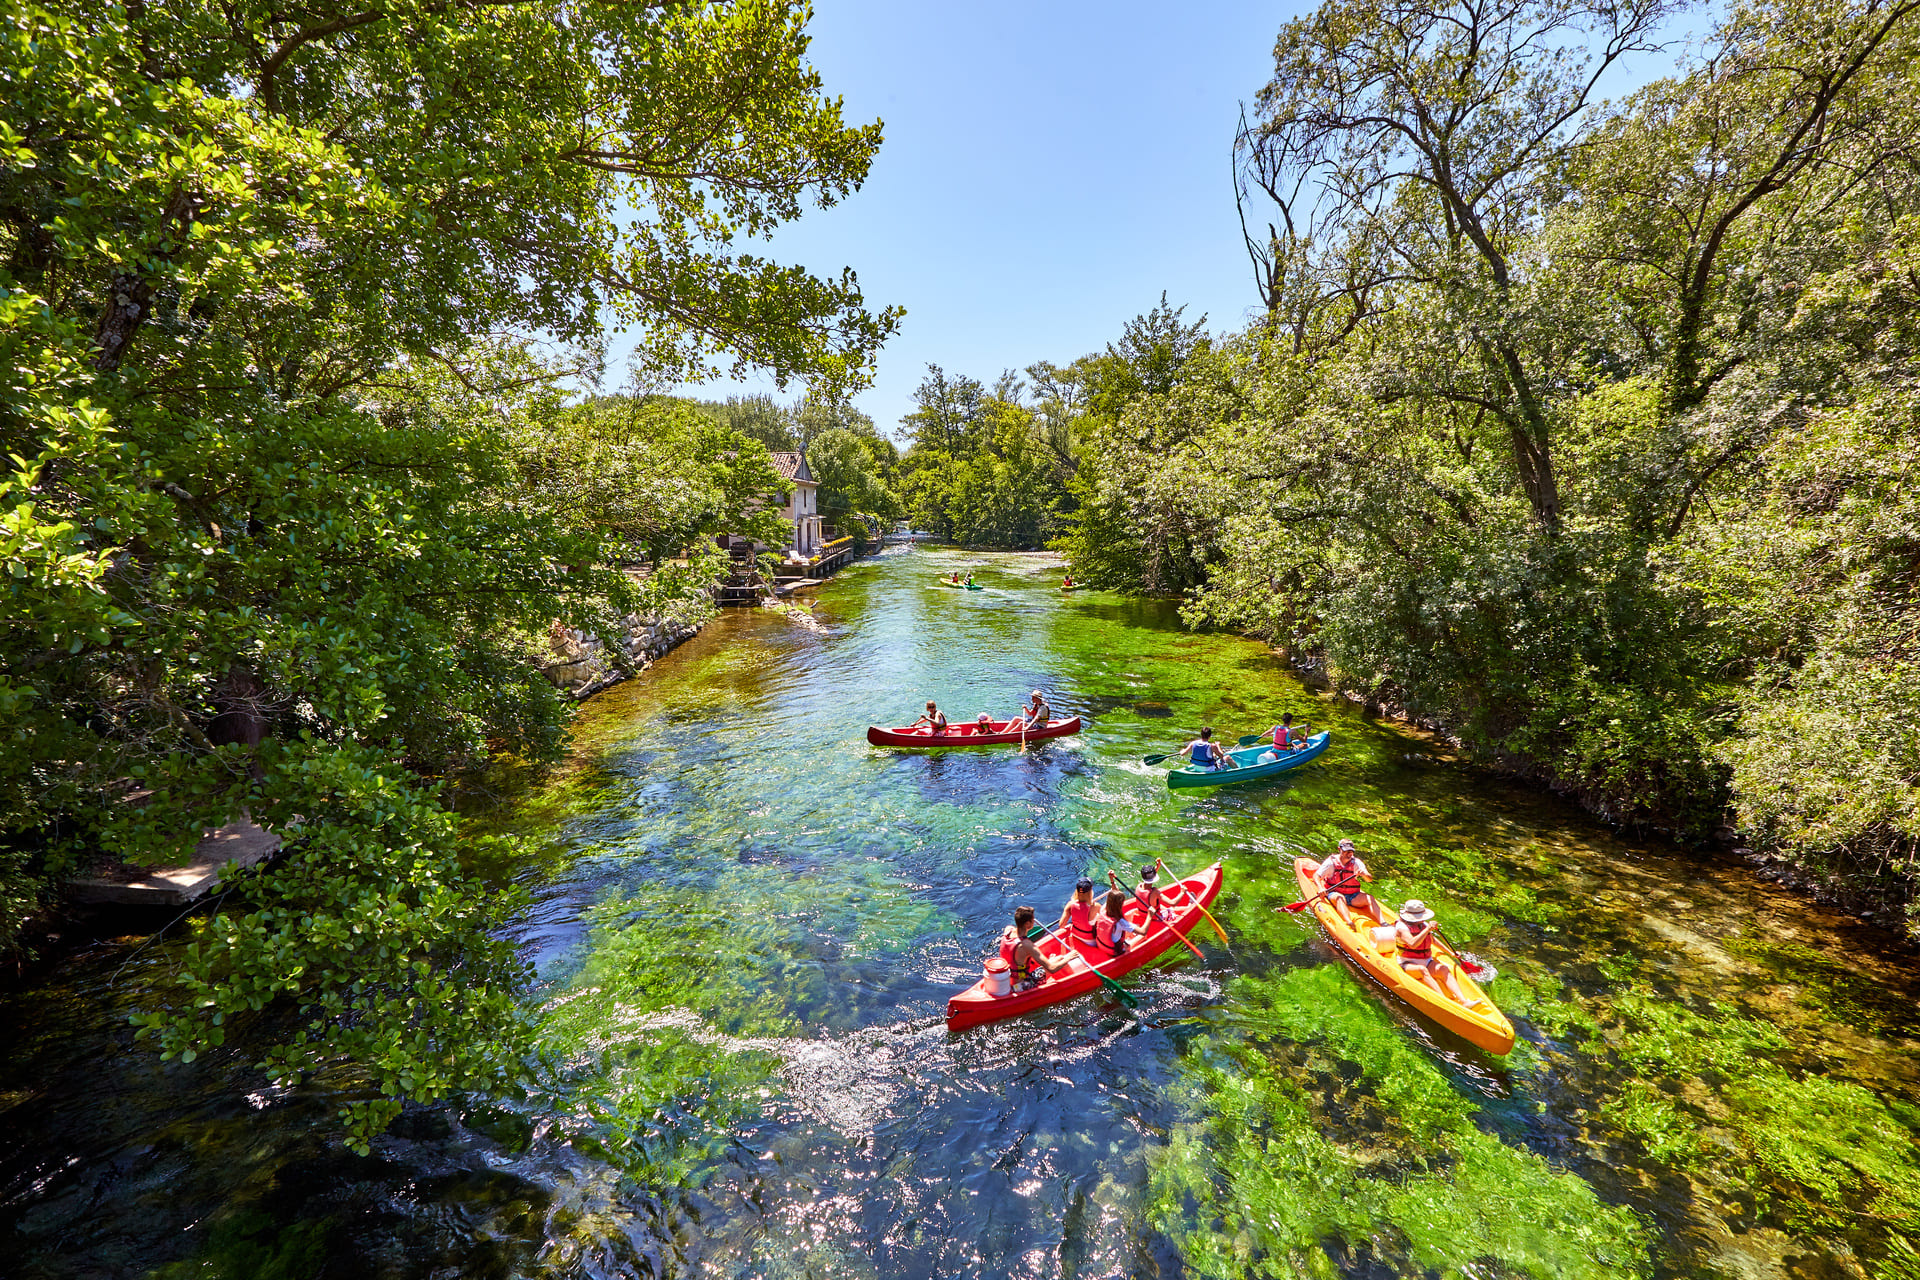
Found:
[946,863,1222,1030]
[867,715,1083,747]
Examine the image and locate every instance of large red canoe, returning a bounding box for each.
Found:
[867,715,1083,748]
[946,863,1222,1030]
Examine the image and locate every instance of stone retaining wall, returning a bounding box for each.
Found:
[543,613,703,699]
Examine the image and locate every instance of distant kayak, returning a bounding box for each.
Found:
[867,716,1083,748]
[947,862,1222,1030]
[936,580,984,590]
[1059,584,1085,592]
[1167,730,1331,789]
[1291,856,1514,1054]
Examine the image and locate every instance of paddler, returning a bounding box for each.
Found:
[1095,890,1138,955]
[1181,726,1230,771]
[1062,573,1074,589]
[1311,838,1381,927]
[1009,688,1052,732]
[1112,864,1169,920]
[1056,877,1103,952]
[1393,900,1471,1004]
[1000,906,1073,991]
[907,700,949,735]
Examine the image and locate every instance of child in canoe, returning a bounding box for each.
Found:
[1393,900,1474,1005]
[1112,864,1171,921]
[1096,890,1139,956]
[1000,906,1073,990]
[1056,877,1102,952]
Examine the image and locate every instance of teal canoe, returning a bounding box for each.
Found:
[1166,730,1331,789]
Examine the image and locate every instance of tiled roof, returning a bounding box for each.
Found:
[769,450,814,483]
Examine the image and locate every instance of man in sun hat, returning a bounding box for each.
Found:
[1312,838,1380,927]
[1394,899,1470,1004]
[1010,688,1053,733]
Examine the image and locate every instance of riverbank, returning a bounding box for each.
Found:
[1270,642,1920,943]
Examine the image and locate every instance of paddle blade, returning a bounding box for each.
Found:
[1141,753,1171,765]
[1237,734,1262,746]
[1277,899,1312,913]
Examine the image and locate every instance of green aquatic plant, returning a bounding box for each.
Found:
[1150,965,1652,1278]
[1722,1074,1920,1236]
[1597,1080,1700,1166]
[1595,986,1790,1077]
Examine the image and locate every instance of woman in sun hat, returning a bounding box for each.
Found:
[1394,899,1469,1004]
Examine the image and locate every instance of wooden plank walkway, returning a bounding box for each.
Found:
[67,818,280,907]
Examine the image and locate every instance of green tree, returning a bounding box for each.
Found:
[0,0,895,1143]
[807,427,901,530]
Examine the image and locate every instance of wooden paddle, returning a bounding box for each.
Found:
[1156,857,1230,946]
[1027,925,1137,1008]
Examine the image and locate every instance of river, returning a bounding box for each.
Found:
[4,547,1919,1280]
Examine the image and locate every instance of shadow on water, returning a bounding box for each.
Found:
[4,548,1920,1279]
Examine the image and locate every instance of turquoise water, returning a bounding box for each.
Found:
[3,546,1918,1278]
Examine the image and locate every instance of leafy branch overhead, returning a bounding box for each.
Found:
[0,0,897,1147]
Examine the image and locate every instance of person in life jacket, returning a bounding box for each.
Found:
[908,700,949,735]
[1055,877,1103,951]
[1010,688,1053,733]
[1113,863,1170,921]
[1313,839,1381,927]
[1096,890,1139,956]
[1182,726,1231,770]
[1393,900,1470,1004]
[999,905,1072,991]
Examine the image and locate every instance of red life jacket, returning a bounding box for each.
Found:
[1066,900,1099,946]
[1095,916,1126,955]
[1322,859,1363,896]
[999,932,1042,979]
[1399,922,1434,961]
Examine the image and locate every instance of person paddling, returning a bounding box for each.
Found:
[1010,688,1052,732]
[1062,573,1074,589]
[1312,838,1380,927]
[1182,726,1229,771]
[1112,864,1168,920]
[999,906,1073,991]
[1394,900,1472,1004]
[907,700,949,736]
[1095,890,1138,956]
[1056,877,1102,952]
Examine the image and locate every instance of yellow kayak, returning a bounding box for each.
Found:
[1291,857,1515,1055]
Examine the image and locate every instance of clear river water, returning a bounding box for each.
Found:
[4,547,1919,1280]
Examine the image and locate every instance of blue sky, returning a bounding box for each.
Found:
[629,0,1296,437]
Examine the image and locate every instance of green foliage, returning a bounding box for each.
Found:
[1149,966,1653,1279]
[521,391,795,561]
[981,0,1920,887]
[807,427,900,525]
[0,0,894,1120]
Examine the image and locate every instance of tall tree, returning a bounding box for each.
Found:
[0,0,896,1144]
[1241,0,1681,530]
